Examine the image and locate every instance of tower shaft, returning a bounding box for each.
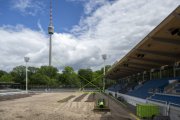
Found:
[48,0,54,66]
[49,34,52,66]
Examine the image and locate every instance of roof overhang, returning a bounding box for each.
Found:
[106,6,180,80]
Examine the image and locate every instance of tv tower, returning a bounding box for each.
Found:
[48,0,54,66]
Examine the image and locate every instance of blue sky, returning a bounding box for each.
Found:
[0,0,180,71]
[0,0,84,33]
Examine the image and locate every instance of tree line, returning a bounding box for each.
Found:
[0,65,115,89]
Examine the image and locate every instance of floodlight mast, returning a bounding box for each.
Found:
[24,57,30,93]
[102,54,107,92]
[48,0,54,66]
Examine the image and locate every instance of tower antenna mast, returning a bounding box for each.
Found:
[48,0,54,66]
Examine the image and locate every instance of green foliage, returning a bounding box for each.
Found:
[59,66,80,87]
[63,66,74,74]
[10,65,26,84]
[0,74,13,83]
[57,73,66,85]
[30,73,49,85]
[92,70,103,87]
[38,66,58,79]
[0,64,111,88]
[78,68,93,87]
[28,67,39,75]
[30,73,58,86]
[0,70,7,78]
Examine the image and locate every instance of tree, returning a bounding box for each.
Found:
[38,66,58,79]
[30,73,52,85]
[57,73,66,85]
[28,67,39,75]
[0,70,7,78]
[0,74,13,83]
[78,68,93,88]
[30,73,58,86]
[0,64,112,87]
[92,70,103,87]
[29,66,58,86]
[59,66,80,87]
[10,66,26,84]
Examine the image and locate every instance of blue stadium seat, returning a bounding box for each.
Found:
[150,93,180,104]
[126,78,180,99]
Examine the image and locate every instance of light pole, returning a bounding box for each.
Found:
[102,54,107,92]
[24,57,30,93]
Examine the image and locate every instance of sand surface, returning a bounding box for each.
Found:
[0,92,136,120]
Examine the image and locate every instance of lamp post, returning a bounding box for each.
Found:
[102,54,107,92]
[24,57,30,93]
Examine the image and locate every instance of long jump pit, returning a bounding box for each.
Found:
[0,91,137,120]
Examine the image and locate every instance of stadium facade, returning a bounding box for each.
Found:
[105,6,180,119]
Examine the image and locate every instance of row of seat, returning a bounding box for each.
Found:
[108,77,180,105]
[150,93,180,105]
[127,78,172,99]
[107,82,137,93]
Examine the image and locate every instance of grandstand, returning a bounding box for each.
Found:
[105,6,180,120]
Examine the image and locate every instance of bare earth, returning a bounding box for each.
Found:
[0,92,136,120]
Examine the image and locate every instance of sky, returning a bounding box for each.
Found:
[0,0,180,72]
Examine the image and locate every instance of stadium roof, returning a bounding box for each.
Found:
[106,6,180,80]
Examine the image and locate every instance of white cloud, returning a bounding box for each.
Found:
[0,25,103,71]
[71,0,180,62]
[37,20,44,33]
[11,0,45,16]
[0,25,47,70]
[1,0,180,71]
[84,0,108,14]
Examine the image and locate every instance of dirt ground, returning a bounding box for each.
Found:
[0,93,34,101]
[0,92,137,120]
